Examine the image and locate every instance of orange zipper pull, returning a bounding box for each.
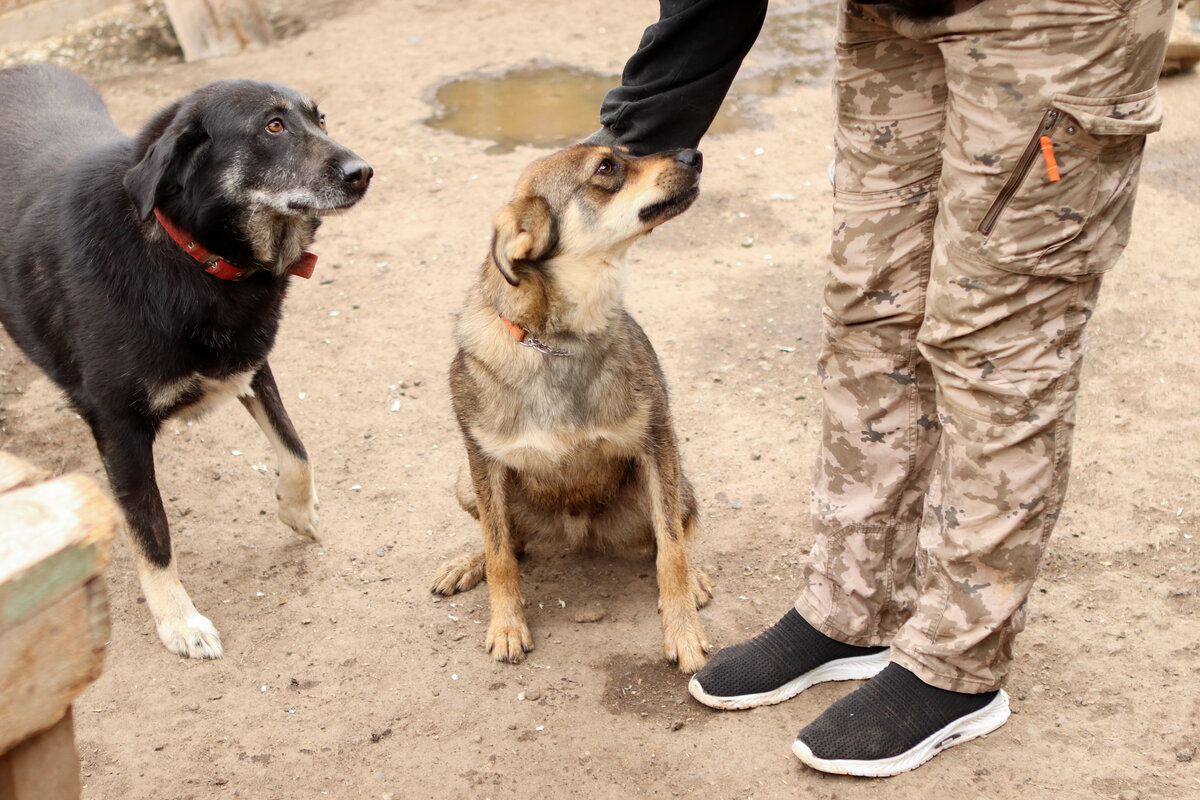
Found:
[1039,135,1060,182]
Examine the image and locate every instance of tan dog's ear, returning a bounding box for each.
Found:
[490,195,557,286]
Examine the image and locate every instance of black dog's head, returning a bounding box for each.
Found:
[124,79,372,273]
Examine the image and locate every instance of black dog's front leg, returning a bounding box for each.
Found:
[89,410,224,658]
[239,361,319,540]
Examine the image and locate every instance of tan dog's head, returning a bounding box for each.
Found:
[490,144,702,286]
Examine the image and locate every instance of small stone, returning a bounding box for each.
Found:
[714,491,741,509]
[524,688,542,701]
[572,606,606,624]
[1176,747,1195,763]
[1117,790,1141,800]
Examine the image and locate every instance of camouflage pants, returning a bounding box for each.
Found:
[796,0,1172,692]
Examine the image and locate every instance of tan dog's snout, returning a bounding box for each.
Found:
[633,147,702,226]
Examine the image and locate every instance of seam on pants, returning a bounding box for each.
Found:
[900,192,938,513]
[1038,278,1082,552]
[1118,0,1136,75]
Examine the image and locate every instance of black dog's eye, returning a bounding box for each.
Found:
[266,118,285,134]
[596,159,616,175]
[318,113,327,131]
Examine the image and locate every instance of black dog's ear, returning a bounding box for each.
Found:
[490,195,557,287]
[123,101,209,221]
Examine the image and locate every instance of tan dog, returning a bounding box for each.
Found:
[432,144,712,673]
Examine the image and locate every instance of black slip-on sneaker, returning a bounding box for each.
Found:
[688,608,890,710]
[792,662,1011,777]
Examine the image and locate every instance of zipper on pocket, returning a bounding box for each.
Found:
[977,108,1061,237]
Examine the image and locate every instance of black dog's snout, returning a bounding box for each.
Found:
[340,159,373,191]
[675,148,703,173]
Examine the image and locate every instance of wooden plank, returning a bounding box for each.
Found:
[0,452,47,495]
[0,710,81,800]
[0,579,108,755]
[0,454,114,780]
[162,0,272,63]
[0,474,116,631]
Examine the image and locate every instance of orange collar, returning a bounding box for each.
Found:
[498,314,569,357]
[154,207,317,281]
[499,313,529,343]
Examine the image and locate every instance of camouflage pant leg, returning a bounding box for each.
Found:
[797,9,946,651]
[797,0,1172,692]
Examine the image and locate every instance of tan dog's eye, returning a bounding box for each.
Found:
[596,159,616,175]
[318,114,327,131]
[266,119,285,134]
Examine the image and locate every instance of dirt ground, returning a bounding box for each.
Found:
[1,1,1198,798]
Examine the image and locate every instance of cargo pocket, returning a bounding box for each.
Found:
[971,88,1162,278]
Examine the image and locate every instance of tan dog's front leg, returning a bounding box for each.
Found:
[641,448,710,673]
[469,448,533,663]
[482,532,531,663]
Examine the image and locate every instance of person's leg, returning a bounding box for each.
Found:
[796,4,949,649]
[793,0,1172,776]
[891,0,1170,694]
[690,0,947,709]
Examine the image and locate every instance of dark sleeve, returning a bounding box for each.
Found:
[590,0,769,155]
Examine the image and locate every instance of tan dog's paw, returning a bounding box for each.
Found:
[662,606,710,674]
[690,566,714,609]
[486,610,533,664]
[430,550,486,595]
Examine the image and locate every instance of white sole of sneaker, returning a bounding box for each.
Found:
[791,688,1011,777]
[687,647,891,711]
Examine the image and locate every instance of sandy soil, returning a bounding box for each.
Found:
[1,1,1198,798]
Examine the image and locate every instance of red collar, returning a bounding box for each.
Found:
[153,208,317,281]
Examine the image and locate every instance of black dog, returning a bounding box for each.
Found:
[0,64,371,659]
